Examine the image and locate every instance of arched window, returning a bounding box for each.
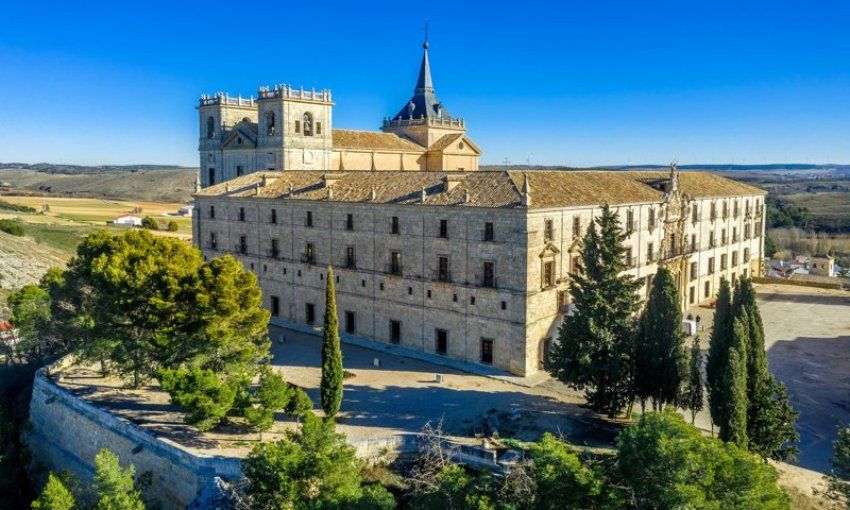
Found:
[266,111,276,136]
[302,112,313,136]
[206,116,216,139]
[208,167,216,186]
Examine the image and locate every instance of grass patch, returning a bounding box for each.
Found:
[0,219,24,236]
[21,223,97,253]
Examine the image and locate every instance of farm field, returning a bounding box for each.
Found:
[0,196,192,233]
[0,196,193,294]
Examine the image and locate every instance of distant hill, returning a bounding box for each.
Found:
[0,165,198,203]
[0,162,193,175]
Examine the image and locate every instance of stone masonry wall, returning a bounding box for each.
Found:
[26,367,242,510]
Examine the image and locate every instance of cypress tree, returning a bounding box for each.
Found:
[547,205,642,418]
[706,278,733,430]
[718,315,749,448]
[320,265,343,418]
[636,267,686,410]
[737,278,800,460]
[683,336,704,424]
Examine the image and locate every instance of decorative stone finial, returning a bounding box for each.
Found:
[669,162,679,191]
[464,188,471,203]
[328,187,334,200]
[420,187,427,204]
[370,186,377,201]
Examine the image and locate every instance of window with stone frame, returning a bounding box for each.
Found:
[544,218,554,242]
[302,112,313,136]
[572,216,581,237]
[542,260,556,288]
[266,111,276,135]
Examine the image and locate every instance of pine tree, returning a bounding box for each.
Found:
[320,265,343,418]
[706,278,733,430]
[636,267,686,410]
[92,450,145,510]
[683,336,704,424]
[718,316,749,448]
[32,473,77,510]
[547,205,642,418]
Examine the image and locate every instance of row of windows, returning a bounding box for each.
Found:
[205,112,322,140]
[270,300,498,365]
[216,206,498,241]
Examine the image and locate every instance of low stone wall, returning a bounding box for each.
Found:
[26,367,242,510]
[753,276,848,290]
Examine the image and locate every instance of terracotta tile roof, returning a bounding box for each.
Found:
[623,171,767,198]
[429,133,464,151]
[332,129,424,152]
[0,321,15,332]
[196,170,765,209]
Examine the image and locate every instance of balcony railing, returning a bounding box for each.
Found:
[661,244,696,260]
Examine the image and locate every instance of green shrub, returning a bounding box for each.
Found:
[166,220,178,232]
[158,367,236,431]
[140,216,158,230]
[285,385,314,416]
[0,219,24,236]
[0,199,36,213]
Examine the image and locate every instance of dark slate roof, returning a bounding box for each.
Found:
[392,42,454,121]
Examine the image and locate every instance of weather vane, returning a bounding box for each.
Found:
[424,20,430,47]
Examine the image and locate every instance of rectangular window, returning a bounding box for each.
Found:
[705,280,711,298]
[345,311,355,334]
[208,168,216,186]
[744,224,751,239]
[239,207,245,222]
[648,208,656,230]
[723,201,729,219]
[271,208,277,224]
[438,256,449,282]
[571,255,581,274]
[690,261,698,281]
[210,232,217,250]
[721,228,727,245]
[439,219,448,238]
[647,242,654,262]
[626,209,634,233]
[305,242,314,264]
[295,120,300,133]
[744,248,750,261]
[305,303,315,325]
[210,205,215,219]
[480,338,494,365]
[733,227,738,243]
[346,246,356,269]
[708,257,716,274]
[625,249,633,267]
[484,222,494,242]
[689,286,696,305]
[558,290,569,313]
[236,165,244,177]
[346,214,354,231]
[306,211,313,227]
[482,261,495,288]
[271,295,280,317]
[390,251,402,275]
[271,238,280,258]
[316,121,322,135]
[390,320,401,345]
[239,235,247,254]
[732,251,738,266]
[709,231,715,248]
[543,260,555,288]
[692,204,698,223]
[391,216,399,234]
[544,219,554,241]
[540,338,552,369]
[721,254,728,270]
[573,216,581,237]
[710,202,717,221]
[435,329,448,355]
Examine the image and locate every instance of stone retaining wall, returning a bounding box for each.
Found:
[26,367,242,510]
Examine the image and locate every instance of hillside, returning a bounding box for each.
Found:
[0,166,197,203]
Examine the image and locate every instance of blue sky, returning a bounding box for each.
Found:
[1,1,848,167]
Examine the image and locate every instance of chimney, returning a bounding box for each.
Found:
[322,173,342,188]
[521,173,531,207]
[442,174,464,193]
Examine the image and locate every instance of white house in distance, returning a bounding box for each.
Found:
[178,205,194,217]
[113,215,142,227]
[810,253,836,277]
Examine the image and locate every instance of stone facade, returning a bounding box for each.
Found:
[193,168,767,377]
[198,43,480,187]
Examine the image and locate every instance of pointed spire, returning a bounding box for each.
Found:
[521,173,532,207]
[416,37,434,93]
